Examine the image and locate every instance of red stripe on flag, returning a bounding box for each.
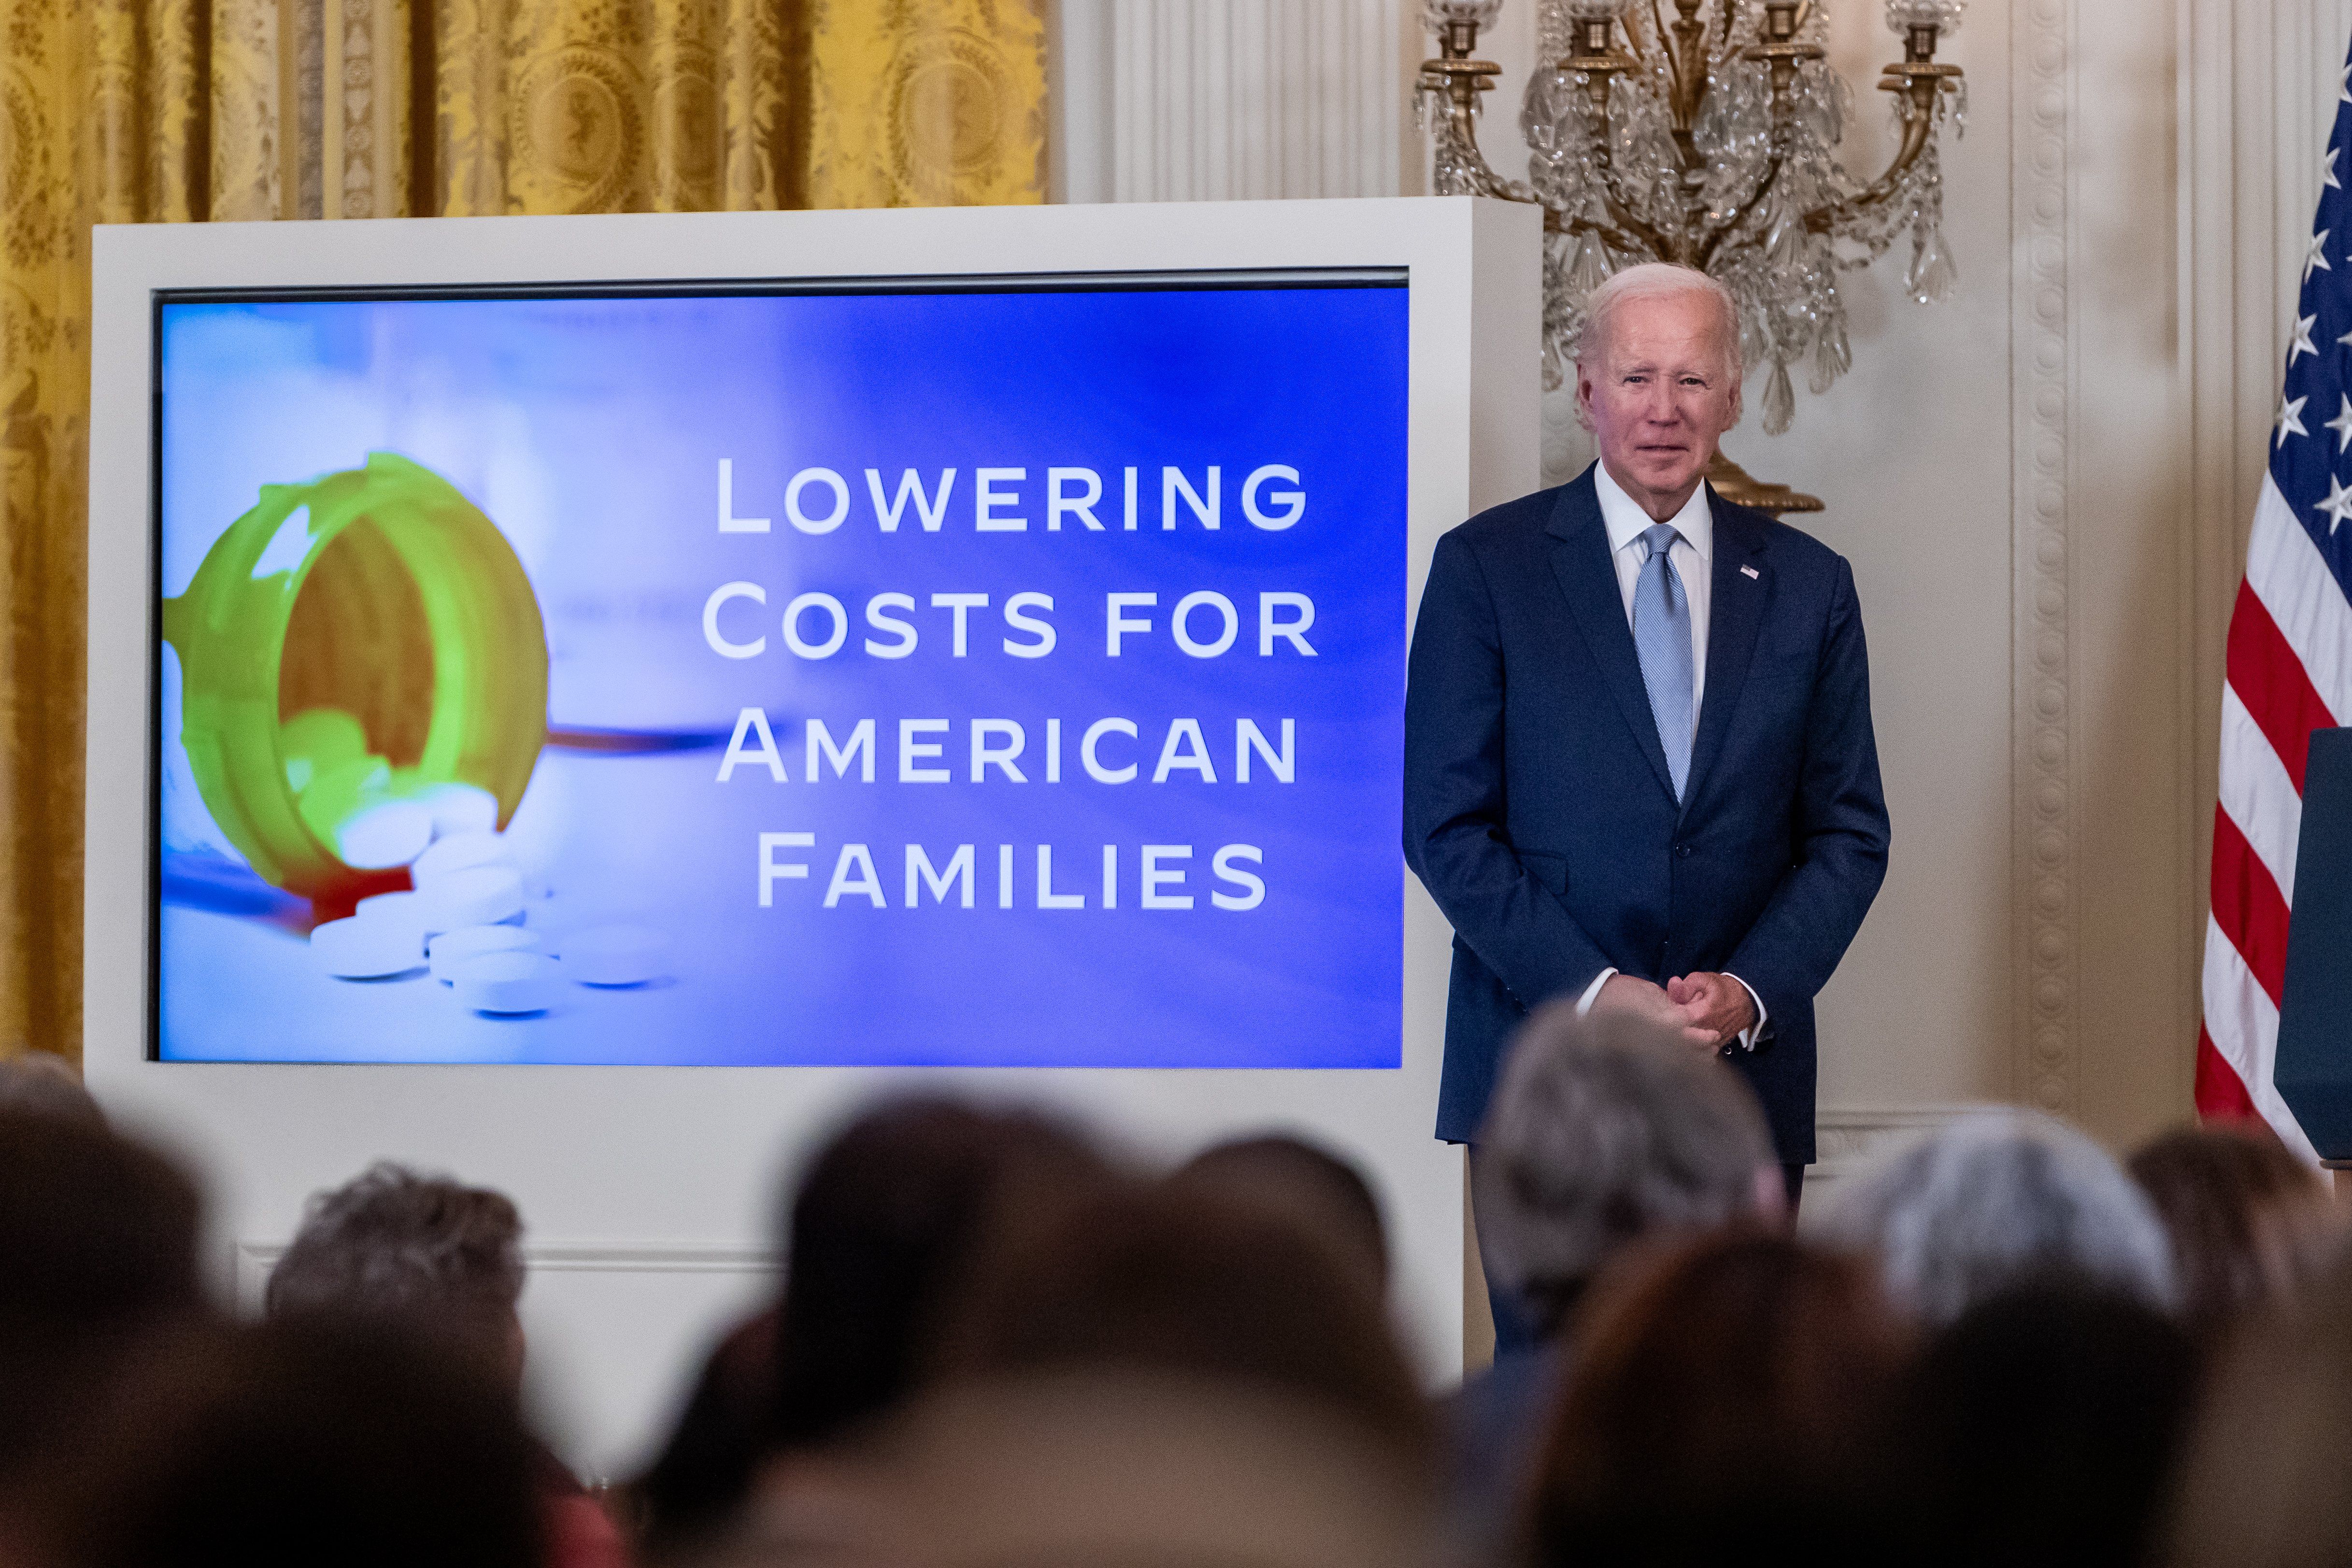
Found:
[2195,1023,2263,1123]
[2211,806,2293,1006]
[2226,580,2336,791]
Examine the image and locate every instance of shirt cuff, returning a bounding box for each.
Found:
[1725,973,1767,1051]
[1576,968,1617,1017]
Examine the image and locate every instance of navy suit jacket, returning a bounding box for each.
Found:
[1403,467,1890,1162]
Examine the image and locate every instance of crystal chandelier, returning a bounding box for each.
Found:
[1418,0,1965,509]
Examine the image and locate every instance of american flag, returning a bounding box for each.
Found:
[2196,51,2352,1160]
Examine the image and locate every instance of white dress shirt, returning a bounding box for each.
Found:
[1572,462,1766,1051]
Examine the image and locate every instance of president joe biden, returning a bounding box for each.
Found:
[1404,262,1889,1323]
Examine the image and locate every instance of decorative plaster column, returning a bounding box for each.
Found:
[2014,0,2077,1117]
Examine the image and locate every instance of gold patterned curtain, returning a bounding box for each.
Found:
[0,0,1047,1065]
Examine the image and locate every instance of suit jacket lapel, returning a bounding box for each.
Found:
[1684,488,1768,811]
[1547,471,1678,802]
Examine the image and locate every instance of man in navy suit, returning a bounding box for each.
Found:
[1404,263,1888,1301]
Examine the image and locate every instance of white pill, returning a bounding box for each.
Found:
[449,951,561,1014]
[426,866,525,930]
[356,890,408,919]
[353,891,431,956]
[363,887,463,942]
[428,924,542,983]
[311,916,425,979]
[410,831,512,888]
[336,800,435,870]
[423,783,501,838]
[565,925,669,987]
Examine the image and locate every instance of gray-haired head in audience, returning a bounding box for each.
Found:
[264,1162,527,1381]
[1474,1000,1782,1338]
[1812,1108,2178,1325]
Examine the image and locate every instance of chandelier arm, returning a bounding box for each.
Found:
[1562,65,1676,263]
[1697,24,1810,271]
[1439,128,1540,203]
[1648,0,1674,85]
[1586,168,1677,263]
[1799,74,1947,232]
[1416,34,1541,206]
[1692,150,1788,271]
[1662,0,1713,135]
[1587,164,1673,257]
[1566,213,1667,260]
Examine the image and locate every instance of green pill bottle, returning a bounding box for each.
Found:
[162,452,549,904]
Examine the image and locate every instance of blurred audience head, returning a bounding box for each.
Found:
[2128,1121,2336,1333]
[731,1170,1437,1567]
[942,1176,1435,1465]
[735,1372,1439,1568]
[0,1109,200,1335]
[0,1054,102,1126]
[1475,999,1781,1338]
[17,1067,2304,1568]
[0,1108,201,1478]
[4,1319,542,1568]
[1522,1231,1911,1565]
[630,1304,778,1559]
[1892,1283,2198,1568]
[771,1096,1107,1450]
[264,1162,527,1384]
[1813,1108,2177,1325]
[2166,1240,2352,1568]
[1175,1132,1388,1288]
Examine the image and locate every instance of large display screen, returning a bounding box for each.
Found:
[153,274,1410,1067]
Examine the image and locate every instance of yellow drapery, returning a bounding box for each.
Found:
[0,0,1048,1065]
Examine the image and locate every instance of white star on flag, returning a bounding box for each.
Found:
[2293,314,2320,362]
[2330,146,2344,190]
[2310,229,2335,282]
[2327,394,2352,453]
[2318,474,2352,534]
[2279,393,2310,447]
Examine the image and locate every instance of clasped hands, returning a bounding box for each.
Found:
[1597,970,1755,1055]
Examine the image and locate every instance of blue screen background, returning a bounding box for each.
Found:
[155,283,1410,1068]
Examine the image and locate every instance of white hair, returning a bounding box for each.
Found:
[1573,261,1743,382]
[1811,1109,2179,1326]
[1474,1001,1775,1333]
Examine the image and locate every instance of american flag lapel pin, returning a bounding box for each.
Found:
[1740,564,1759,580]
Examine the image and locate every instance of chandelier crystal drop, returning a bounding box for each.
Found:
[1417,0,1965,440]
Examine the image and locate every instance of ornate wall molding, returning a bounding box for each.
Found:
[232,1238,778,1310]
[1083,0,1408,202]
[2014,0,2077,1117]
[1809,1103,1986,1189]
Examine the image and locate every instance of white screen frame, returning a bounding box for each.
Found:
[86,197,1541,1469]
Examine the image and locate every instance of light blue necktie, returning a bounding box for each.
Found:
[1633,521,1694,799]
